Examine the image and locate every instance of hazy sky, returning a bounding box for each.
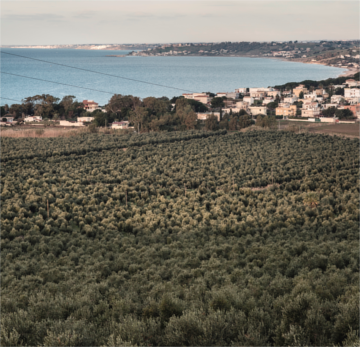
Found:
[1,1,359,45]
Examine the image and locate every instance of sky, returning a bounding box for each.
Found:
[1,1,359,45]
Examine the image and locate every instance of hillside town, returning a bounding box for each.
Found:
[182,77,360,123]
[1,78,359,129]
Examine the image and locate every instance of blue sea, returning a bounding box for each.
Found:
[1,48,346,106]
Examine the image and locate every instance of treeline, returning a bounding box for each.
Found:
[0,95,86,120]
[1,131,359,346]
[1,93,257,132]
[273,72,359,91]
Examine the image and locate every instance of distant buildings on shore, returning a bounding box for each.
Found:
[189,78,360,122]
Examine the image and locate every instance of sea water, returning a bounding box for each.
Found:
[1,48,346,106]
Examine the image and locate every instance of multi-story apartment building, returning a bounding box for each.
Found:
[275,105,297,117]
[344,88,360,98]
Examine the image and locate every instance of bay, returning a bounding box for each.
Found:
[1,48,346,106]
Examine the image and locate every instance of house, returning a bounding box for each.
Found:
[223,108,242,115]
[345,79,360,87]
[111,121,130,129]
[2,116,14,122]
[249,106,267,116]
[236,88,247,94]
[262,97,275,105]
[59,120,85,127]
[235,101,250,110]
[283,96,298,104]
[193,94,212,104]
[183,93,194,99]
[345,97,360,105]
[250,91,266,99]
[344,88,360,98]
[249,87,273,93]
[303,94,315,100]
[77,116,94,122]
[216,93,227,98]
[314,89,326,96]
[276,105,297,117]
[82,100,100,112]
[293,85,309,97]
[24,115,42,122]
[301,108,320,117]
[322,103,338,109]
[243,96,254,105]
[302,101,319,110]
[331,95,344,103]
[267,90,281,98]
[196,112,220,122]
[225,92,240,99]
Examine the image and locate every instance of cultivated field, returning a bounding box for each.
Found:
[279,120,360,138]
[0,126,128,138]
[307,123,360,138]
[1,131,359,346]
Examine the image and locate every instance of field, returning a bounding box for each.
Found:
[0,126,127,138]
[279,120,360,138]
[307,123,360,138]
[1,130,359,346]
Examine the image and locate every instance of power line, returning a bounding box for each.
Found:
[1,51,197,93]
[0,97,23,103]
[1,71,116,95]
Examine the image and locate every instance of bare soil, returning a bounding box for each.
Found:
[307,123,360,138]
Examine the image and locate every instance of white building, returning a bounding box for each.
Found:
[225,92,240,99]
[183,93,212,104]
[243,96,254,105]
[3,116,14,122]
[196,112,220,122]
[302,101,319,110]
[59,120,85,127]
[301,109,320,117]
[236,88,247,94]
[267,90,281,98]
[82,100,105,112]
[223,108,241,114]
[344,88,360,98]
[262,97,275,105]
[24,116,42,122]
[283,96,298,104]
[77,116,94,122]
[331,95,345,103]
[345,97,360,105]
[319,117,338,123]
[249,106,267,116]
[345,79,360,87]
[303,94,315,100]
[322,103,338,109]
[111,121,129,129]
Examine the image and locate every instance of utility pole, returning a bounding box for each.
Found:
[184,184,187,197]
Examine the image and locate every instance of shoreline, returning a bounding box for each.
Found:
[127,53,358,79]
